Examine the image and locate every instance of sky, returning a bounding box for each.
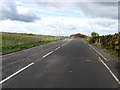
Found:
[0,0,119,36]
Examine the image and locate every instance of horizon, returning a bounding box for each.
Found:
[1,31,119,37]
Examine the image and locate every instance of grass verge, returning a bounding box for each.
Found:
[82,38,120,67]
[2,32,66,55]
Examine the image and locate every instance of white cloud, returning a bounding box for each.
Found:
[0,16,118,36]
[0,0,39,22]
[75,2,118,19]
[33,0,119,2]
[16,6,30,15]
[0,1,118,36]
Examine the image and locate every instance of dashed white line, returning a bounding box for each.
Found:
[88,44,108,61]
[0,62,34,84]
[43,43,66,58]
[43,42,70,58]
[55,46,61,51]
[62,44,65,46]
[43,51,54,58]
[1,40,65,58]
[99,57,120,85]
[1,41,71,84]
[0,45,63,84]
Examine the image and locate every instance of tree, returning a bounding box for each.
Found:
[70,33,86,38]
[91,32,99,37]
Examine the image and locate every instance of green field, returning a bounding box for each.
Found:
[1,32,65,54]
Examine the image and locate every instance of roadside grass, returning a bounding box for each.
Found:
[94,42,119,58]
[82,37,91,42]
[101,47,120,67]
[2,32,65,55]
[82,38,120,65]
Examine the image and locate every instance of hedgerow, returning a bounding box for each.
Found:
[89,32,120,52]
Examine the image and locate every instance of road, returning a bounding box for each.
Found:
[1,38,120,88]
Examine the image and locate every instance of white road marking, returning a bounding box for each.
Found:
[86,59,91,62]
[1,40,64,58]
[2,39,73,58]
[1,45,63,84]
[62,44,65,46]
[55,46,61,51]
[0,40,72,84]
[88,44,108,61]
[43,43,66,58]
[43,51,53,58]
[0,63,34,84]
[99,57,120,85]
[43,40,71,58]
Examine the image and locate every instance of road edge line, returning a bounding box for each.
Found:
[99,57,120,85]
[88,44,108,61]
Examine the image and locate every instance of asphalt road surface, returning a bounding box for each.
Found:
[1,38,120,88]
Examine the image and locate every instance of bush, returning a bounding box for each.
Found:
[89,32,120,52]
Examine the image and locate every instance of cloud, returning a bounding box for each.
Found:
[35,2,118,19]
[0,16,118,36]
[33,0,119,2]
[75,2,118,19]
[0,0,39,22]
[0,1,118,36]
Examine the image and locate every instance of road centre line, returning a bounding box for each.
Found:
[43,42,67,58]
[0,63,34,84]
[55,46,61,51]
[1,42,69,84]
[1,40,63,58]
[43,51,53,58]
[43,44,65,58]
[99,57,120,85]
[42,39,72,59]
[62,44,65,46]
[88,44,108,61]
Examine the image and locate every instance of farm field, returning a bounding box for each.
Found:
[1,32,65,54]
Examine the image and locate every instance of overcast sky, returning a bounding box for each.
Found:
[0,0,119,36]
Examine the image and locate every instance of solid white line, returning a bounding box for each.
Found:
[43,51,53,58]
[0,62,34,84]
[98,57,101,61]
[99,57,120,85]
[88,44,108,61]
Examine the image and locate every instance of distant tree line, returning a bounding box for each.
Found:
[70,33,86,38]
